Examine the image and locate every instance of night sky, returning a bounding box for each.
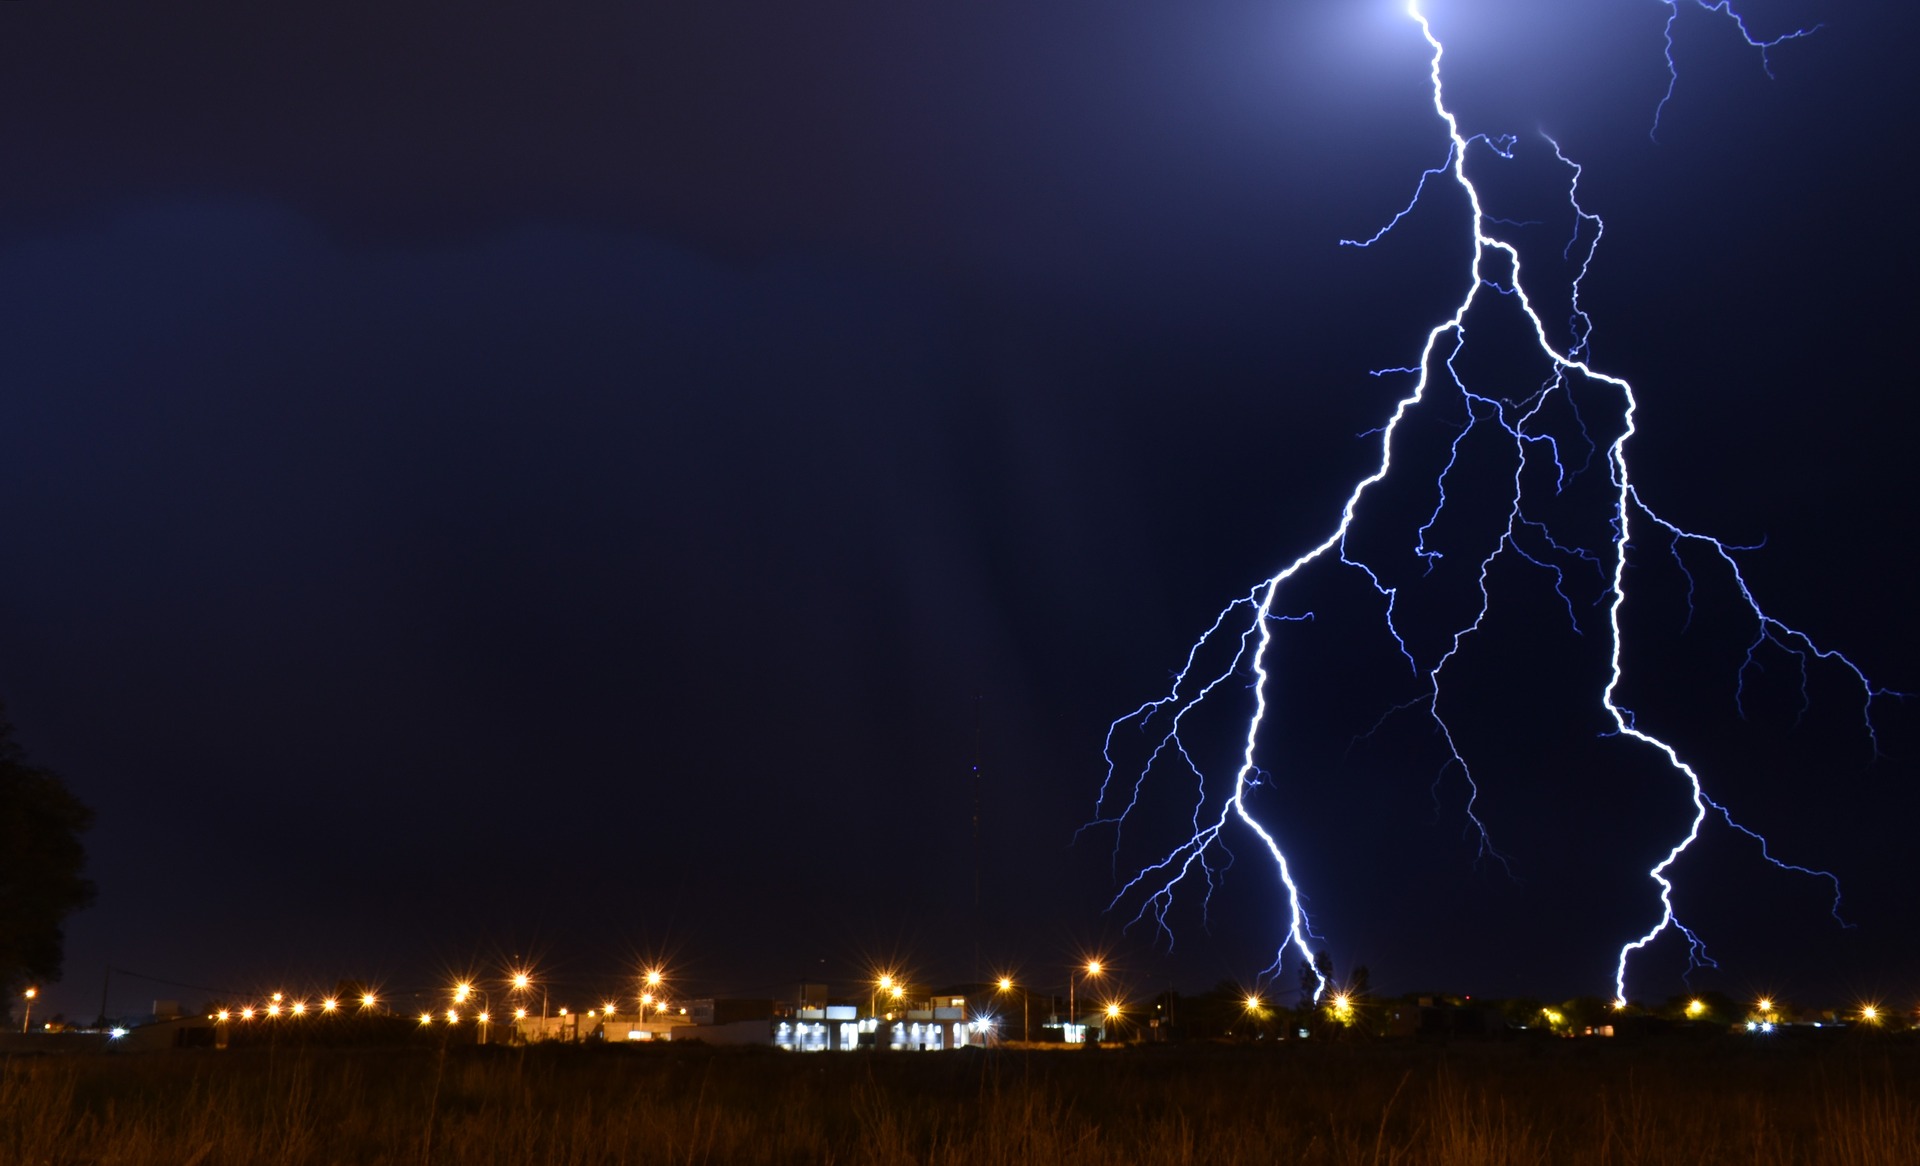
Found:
[4,0,1915,1023]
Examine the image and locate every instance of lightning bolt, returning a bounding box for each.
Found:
[1653,0,1823,140]
[1093,1,1892,1005]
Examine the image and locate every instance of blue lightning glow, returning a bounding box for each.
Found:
[1094,0,1889,1005]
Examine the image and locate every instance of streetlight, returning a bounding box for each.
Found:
[1103,1001,1122,1041]
[639,968,665,1028]
[872,973,896,1019]
[506,969,540,1040]
[1069,961,1102,1044]
[21,988,36,1034]
[1328,992,1355,1026]
[996,976,1028,1043]
[1242,993,1265,1039]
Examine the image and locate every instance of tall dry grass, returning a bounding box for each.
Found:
[2,1038,1915,1165]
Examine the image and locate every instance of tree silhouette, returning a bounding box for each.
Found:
[0,703,96,1020]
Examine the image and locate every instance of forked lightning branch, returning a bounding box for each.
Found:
[1090,0,1893,1005]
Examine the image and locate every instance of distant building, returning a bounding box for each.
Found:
[514,1008,692,1044]
[674,986,993,1052]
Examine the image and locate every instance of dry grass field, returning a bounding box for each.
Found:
[3,1036,1917,1165]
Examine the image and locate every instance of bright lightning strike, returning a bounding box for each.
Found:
[1092,1,1892,1004]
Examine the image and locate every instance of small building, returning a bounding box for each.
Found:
[881,995,990,1051]
[674,988,992,1052]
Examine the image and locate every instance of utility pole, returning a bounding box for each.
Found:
[971,694,983,983]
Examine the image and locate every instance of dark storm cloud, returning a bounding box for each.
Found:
[3,3,1373,300]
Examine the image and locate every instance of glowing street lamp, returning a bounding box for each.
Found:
[453,982,473,1005]
[20,987,36,1035]
[872,973,896,1019]
[419,1012,433,1026]
[1328,992,1355,1025]
[995,976,1028,1043]
[361,993,378,1011]
[506,969,535,1038]
[640,969,665,1026]
[1685,999,1706,1019]
[1069,960,1103,1043]
[321,998,339,1014]
[1241,993,1267,1038]
[508,968,548,1027]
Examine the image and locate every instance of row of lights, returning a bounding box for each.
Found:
[1568,996,1890,1032]
[1678,995,1884,1024]
[1238,991,1353,1012]
[41,969,1907,1039]
[207,967,678,1031]
[214,990,379,1022]
[54,959,1150,1040]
